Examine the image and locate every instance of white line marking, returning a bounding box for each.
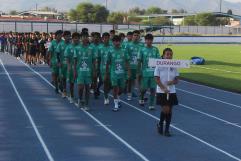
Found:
[179,104,241,129]
[19,59,241,161]
[116,98,241,161]
[177,88,241,109]
[0,59,55,161]
[20,60,149,161]
[180,80,241,96]
[143,90,241,129]
[191,65,241,74]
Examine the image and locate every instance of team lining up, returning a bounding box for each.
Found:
[0,29,179,137]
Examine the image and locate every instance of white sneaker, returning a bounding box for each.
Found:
[62,92,67,98]
[127,93,132,101]
[104,98,109,105]
[90,89,94,94]
[84,106,90,111]
[69,97,74,104]
[112,106,119,112]
[139,100,145,106]
[149,106,155,110]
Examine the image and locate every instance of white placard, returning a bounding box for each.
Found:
[148,58,190,68]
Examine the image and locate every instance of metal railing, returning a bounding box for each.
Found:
[0,21,240,35]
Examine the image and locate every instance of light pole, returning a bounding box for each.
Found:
[219,0,222,13]
[105,0,108,10]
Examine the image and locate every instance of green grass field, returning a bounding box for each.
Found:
[157,44,241,93]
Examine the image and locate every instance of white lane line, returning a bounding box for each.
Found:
[0,59,55,161]
[116,98,241,161]
[20,59,241,161]
[20,60,149,161]
[143,89,241,129]
[176,88,241,109]
[179,104,241,129]
[191,65,241,74]
[180,80,241,96]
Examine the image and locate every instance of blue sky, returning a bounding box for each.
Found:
[0,0,241,13]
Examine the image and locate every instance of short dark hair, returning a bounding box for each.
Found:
[110,30,115,34]
[112,35,121,42]
[92,32,100,38]
[82,28,88,33]
[133,30,140,35]
[55,30,63,36]
[144,33,153,40]
[72,32,80,38]
[102,32,110,37]
[63,31,71,36]
[127,32,133,36]
[81,31,89,38]
[119,33,125,38]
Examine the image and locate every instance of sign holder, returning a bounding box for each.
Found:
[149,58,190,100]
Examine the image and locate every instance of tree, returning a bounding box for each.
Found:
[128,7,146,15]
[146,7,167,14]
[227,9,232,15]
[68,2,109,23]
[9,10,18,15]
[68,9,79,21]
[93,5,109,23]
[183,16,197,25]
[195,13,216,26]
[107,12,125,24]
[143,17,172,25]
[39,7,57,12]
[172,8,187,14]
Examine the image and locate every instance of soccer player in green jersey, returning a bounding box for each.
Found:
[65,32,80,103]
[74,32,96,111]
[56,31,71,98]
[126,30,144,101]
[122,31,133,49]
[137,33,160,110]
[98,32,111,105]
[89,32,101,99]
[48,30,63,94]
[106,35,130,111]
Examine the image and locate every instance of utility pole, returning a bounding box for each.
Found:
[36,3,38,11]
[219,0,222,13]
[105,0,108,10]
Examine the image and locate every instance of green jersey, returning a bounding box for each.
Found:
[138,45,160,77]
[89,43,100,60]
[108,46,129,79]
[126,41,144,69]
[48,39,63,65]
[73,44,94,77]
[98,43,111,74]
[122,40,132,49]
[64,43,80,66]
[56,41,71,65]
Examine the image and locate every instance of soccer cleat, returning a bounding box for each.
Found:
[139,100,145,106]
[84,106,90,111]
[62,92,67,98]
[164,131,172,137]
[157,123,163,135]
[104,98,110,105]
[69,97,74,104]
[149,106,155,110]
[90,89,94,94]
[112,106,119,112]
[127,93,132,101]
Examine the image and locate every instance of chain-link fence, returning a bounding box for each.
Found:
[0,21,241,35]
